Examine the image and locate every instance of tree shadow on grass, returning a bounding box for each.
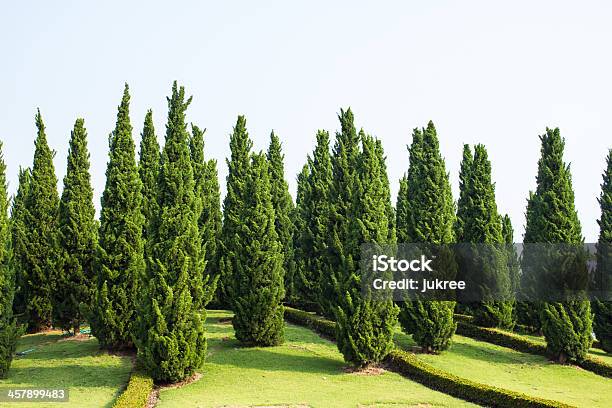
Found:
[212,346,346,375]
[2,364,131,408]
[15,339,105,360]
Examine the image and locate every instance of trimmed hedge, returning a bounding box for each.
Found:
[387,350,573,408]
[455,321,612,378]
[284,307,574,408]
[113,371,154,408]
[284,307,336,339]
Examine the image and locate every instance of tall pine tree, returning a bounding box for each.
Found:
[190,124,222,287]
[457,144,513,328]
[54,119,97,334]
[522,128,592,362]
[335,133,398,366]
[138,109,160,244]
[455,144,473,242]
[267,132,296,303]
[293,162,311,307]
[231,152,285,346]
[0,142,21,378]
[23,110,60,332]
[10,167,31,320]
[90,84,145,350]
[397,122,457,353]
[295,130,333,309]
[137,82,211,382]
[501,215,520,298]
[321,108,361,318]
[219,116,253,307]
[593,149,612,352]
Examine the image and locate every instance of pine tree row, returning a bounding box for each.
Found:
[1,87,610,381]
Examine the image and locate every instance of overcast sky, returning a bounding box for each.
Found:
[1,1,610,241]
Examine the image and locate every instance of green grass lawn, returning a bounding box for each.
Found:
[157,310,477,408]
[0,331,132,408]
[395,330,612,408]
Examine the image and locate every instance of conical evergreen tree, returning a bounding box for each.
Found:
[266,131,296,303]
[54,119,97,334]
[295,130,333,310]
[219,116,253,307]
[455,144,473,242]
[137,82,211,382]
[396,175,409,243]
[189,124,222,286]
[0,142,21,378]
[397,122,457,353]
[593,149,612,352]
[457,144,513,328]
[321,108,360,318]
[231,152,285,346]
[10,167,31,320]
[293,162,311,307]
[138,109,160,244]
[90,84,145,350]
[375,139,396,243]
[22,110,60,332]
[522,128,592,362]
[335,133,398,366]
[501,215,520,298]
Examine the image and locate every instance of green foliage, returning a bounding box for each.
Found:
[396,122,457,352]
[10,167,31,320]
[457,144,513,329]
[455,144,473,242]
[112,371,154,408]
[0,142,21,378]
[231,153,285,346]
[22,109,60,332]
[335,133,398,366]
[138,109,160,244]
[137,82,210,383]
[593,149,612,352]
[266,131,296,303]
[54,119,97,334]
[294,130,333,311]
[521,128,592,362]
[219,115,253,307]
[189,125,222,285]
[90,84,145,350]
[502,215,520,296]
[322,108,361,319]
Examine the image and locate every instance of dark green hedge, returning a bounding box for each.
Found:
[284,307,574,408]
[387,350,574,408]
[455,321,612,378]
[113,371,153,408]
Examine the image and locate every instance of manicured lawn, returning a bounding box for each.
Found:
[157,310,477,408]
[0,331,132,408]
[395,330,612,408]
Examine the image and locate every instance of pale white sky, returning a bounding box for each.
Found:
[0,1,610,241]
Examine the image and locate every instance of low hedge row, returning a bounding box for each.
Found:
[284,307,573,408]
[387,350,574,408]
[455,321,612,378]
[284,307,336,339]
[112,371,154,408]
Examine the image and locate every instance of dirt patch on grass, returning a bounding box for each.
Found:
[58,334,92,342]
[343,364,387,376]
[158,372,203,390]
[218,317,233,324]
